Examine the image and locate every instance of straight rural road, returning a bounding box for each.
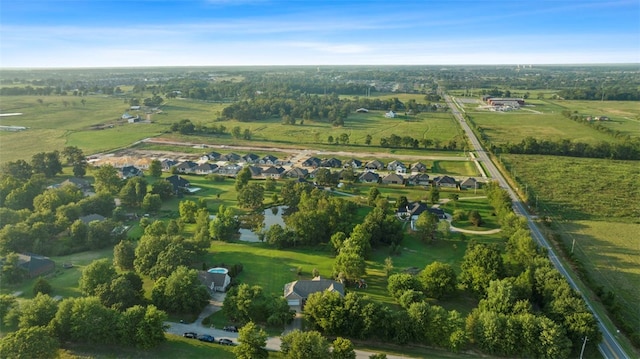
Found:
[444,93,631,359]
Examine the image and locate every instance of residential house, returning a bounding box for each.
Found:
[166,175,190,194]
[302,157,322,168]
[284,167,309,179]
[283,277,344,309]
[406,173,430,186]
[342,158,362,169]
[160,159,178,172]
[220,153,242,162]
[320,158,342,168]
[217,164,243,177]
[263,166,285,179]
[120,165,143,179]
[385,110,396,118]
[359,171,380,184]
[197,267,232,293]
[260,155,279,166]
[199,151,221,162]
[396,201,446,226]
[79,214,106,224]
[381,173,404,185]
[460,177,481,190]
[194,163,218,175]
[364,160,385,171]
[387,160,406,174]
[247,165,263,178]
[14,254,55,278]
[410,162,428,173]
[433,175,458,188]
[175,161,198,174]
[242,153,260,164]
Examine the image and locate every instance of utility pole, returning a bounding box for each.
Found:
[580,336,588,359]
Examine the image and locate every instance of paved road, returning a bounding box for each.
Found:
[443,93,631,359]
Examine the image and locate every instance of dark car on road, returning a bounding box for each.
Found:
[223,326,238,332]
[183,332,197,339]
[218,338,235,346]
[198,334,215,343]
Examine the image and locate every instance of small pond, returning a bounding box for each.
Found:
[238,205,288,242]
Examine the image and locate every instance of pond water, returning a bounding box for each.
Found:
[238,205,288,242]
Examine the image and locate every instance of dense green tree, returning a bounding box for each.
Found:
[96,272,145,311]
[332,337,356,359]
[237,182,264,209]
[333,240,366,283]
[281,330,330,359]
[235,166,252,190]
[0,325,59,359]
[233,321,269,359]
[0,252,28,283]
[459,242,504,296]
[387,273,421,300]
[222,283,293,326]
[209,205,239,241]
[178,199,198,223]
[18,293,58,329]
[119,177,147,207]
[151,266,209,314]
[418,261,457,299]
[51,296,119,345]
[118,304,167,349]
[429,185,440,204]
[468,210,482,227]
[330,231,347,253]
[93,165,121,194]
[62,146,88,177]
[78,192,116,217]
[414,211,439,242]
[150,179,174,200]
[367,187,380,206]
[0,294,18,323]
[113,240,135,271]
[149,240,195,279]
[87,219,120,249]
[33,277,52,296]
[79,258,117,296]
[134,234,172,275]
[31,151,63,178]
[1,159,33,180]
[148,159,162,177]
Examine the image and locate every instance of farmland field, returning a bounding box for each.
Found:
[458,97,638,145]
[501,154,640,334]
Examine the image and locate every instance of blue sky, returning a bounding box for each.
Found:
[1,0,638,67]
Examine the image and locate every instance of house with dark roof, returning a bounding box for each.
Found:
[396,201,446,224]
[433,175,458,188]
[166,175,190,194]
[359,171,380,184]
[120,165,143,179]
[61,177,91,190]
[263,166,285,179]
[217,164,243,177]
[410,162,428,173]
[79,214,106,224]
[220,153,242,162]
[283,277,344,309]
[320,158,342,168]
[197,268,232,293]
[199,151,221,162]
[406,173,430,186]
[387,160,406,173]
[260,155,279,166]
[247,165,263,178]
[175,161,198,174]
[381,173,404,185]
[284,167,309,179]
[14,253,55,278]
[364,160,385,171]
[302,157,322,168]
[161,159,178,171]
[194,163,218,175]
[342,158,362,169]
[242,153,260,164]
[460,177,481,190]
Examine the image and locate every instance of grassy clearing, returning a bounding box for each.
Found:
[549,100,640,138]
[556,220,640,333]
[501,155,640,221]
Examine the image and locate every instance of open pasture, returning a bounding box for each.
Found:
[549,99,640,138]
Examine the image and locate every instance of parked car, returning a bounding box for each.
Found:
[198,334,215,343]
[223,326,238,332]
[218,338,235,346]
[183,332,198,339]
